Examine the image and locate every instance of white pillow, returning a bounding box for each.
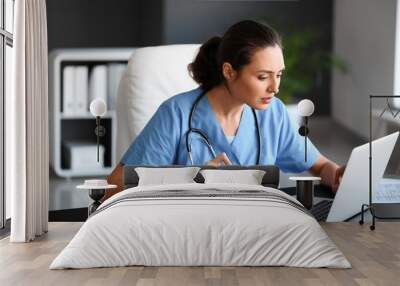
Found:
[135,167,201,186]
[200,169,266,185]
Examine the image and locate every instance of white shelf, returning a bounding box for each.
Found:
[49,48,136,178]
[58,167,115,178]
[60,111,115,120]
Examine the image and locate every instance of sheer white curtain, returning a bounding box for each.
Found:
[7,0,49,242]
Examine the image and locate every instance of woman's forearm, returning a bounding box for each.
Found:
[309,155,340,190]
[319,161,340,188]
[102,163,125,202]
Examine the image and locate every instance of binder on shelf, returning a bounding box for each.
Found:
[74,65,89,114]
[89,65,108,105]
[107,63,127,110]
[63,141,105,172]
[62,66,75,114]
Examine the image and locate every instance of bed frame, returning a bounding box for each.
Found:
[122,165,280,189]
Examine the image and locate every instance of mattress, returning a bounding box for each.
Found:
[50,183,351,269]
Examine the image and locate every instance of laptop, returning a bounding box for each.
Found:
[374,132,400,203]
[310,131,399,222]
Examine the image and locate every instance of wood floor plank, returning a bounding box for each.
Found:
[1,222,400,286]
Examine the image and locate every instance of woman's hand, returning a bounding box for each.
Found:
[103,163,125,202]
[205,152,232,166]
[332,165,346,193]
[309,155,345,193]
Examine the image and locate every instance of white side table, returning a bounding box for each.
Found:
[77,180,117,216]
[289,177,321,209]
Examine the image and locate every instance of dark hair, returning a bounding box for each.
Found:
[188,20,282,92]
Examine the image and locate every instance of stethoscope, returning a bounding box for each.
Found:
[186,92,262,165]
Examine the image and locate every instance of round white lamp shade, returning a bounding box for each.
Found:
[90,98,107,117]
[297,99,315,117]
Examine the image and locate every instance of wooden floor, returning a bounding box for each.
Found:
[0,222,399,286]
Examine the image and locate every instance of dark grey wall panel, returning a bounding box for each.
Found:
[46,0,141,51]
[163,0,332,43]
[46,0,332,114]
[137,0,164,46]
[163,0,333,114]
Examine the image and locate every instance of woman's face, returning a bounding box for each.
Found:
[225,45,285,110]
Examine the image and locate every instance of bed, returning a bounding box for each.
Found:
[50,165,350,269]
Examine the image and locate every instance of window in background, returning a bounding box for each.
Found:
[1,0,14,230]
[5,0,13,34]
[5,44,11,221]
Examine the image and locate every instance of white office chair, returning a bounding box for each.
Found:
[116,44,200,161]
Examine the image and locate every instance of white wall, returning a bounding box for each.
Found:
[332,0,397,139]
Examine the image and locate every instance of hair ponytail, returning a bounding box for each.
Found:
[188,36,222,92]
[188,20,282,92]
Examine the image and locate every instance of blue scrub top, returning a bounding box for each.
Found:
[121,87,320,172]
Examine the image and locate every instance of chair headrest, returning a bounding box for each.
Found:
[116,44,201,161]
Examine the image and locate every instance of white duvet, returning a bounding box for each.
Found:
[50,183,351,269]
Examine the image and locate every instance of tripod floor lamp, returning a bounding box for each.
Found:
[359,95,400,230]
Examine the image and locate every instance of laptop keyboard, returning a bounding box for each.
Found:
[374,179,400,203]
[310,200,333,221]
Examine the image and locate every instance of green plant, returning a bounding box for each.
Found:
[259,21,348,104]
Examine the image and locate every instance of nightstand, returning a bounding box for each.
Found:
[77,180,117,216]
[289,176,321,209]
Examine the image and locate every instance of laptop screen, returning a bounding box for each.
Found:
[384,135,400,179]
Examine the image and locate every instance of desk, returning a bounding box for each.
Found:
[282,185,400,223]
[280,184,335,198]
[281,185,338,221]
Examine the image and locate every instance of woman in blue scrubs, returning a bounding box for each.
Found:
[106,20,344,199]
